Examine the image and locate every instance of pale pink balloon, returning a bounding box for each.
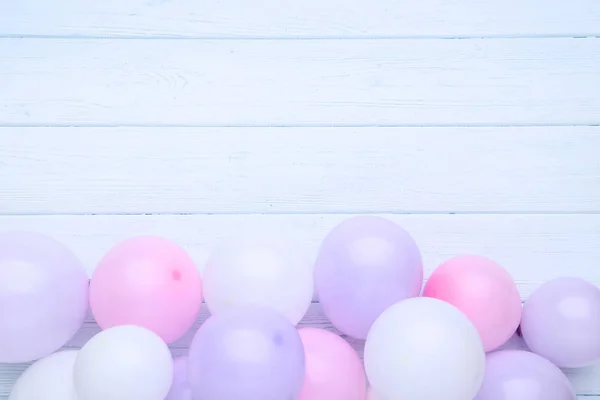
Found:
[90,236,203,344]
[423,255,522,352]
[297,328,366,400]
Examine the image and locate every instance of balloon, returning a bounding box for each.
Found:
[314,216,423,339]
[367,387,387,400]
[9,350,78,400]
[297,328,366,400]
[364,297,485,400]
[423,255,522,351]
[165,356,192,400]
[74,325,173,400]
[187,305,305,400]
[474,350,576,400]
[0,231,89,363]
[90,235,202,343]
[203,234,313,325]
[496,331,528,352]
[521,276,600,368]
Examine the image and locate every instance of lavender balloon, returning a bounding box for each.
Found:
[187,305,305,400]
[0,231,89,363]
[474,350,576,400]
[314,216,423,339]
[521,277,600,368]
[165,356,192,400]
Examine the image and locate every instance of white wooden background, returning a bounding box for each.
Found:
[1,0,600,398]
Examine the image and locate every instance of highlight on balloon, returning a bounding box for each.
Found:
[1,216,598,400]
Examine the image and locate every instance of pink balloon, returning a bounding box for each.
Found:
[90,236,203,343]
[297,328,366,400]
[423,255,522,352]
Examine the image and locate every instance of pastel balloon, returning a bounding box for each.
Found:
[0,231,89,363]
[74,325,173,400]
[164,356,192,400]
[187,305,305,400]
[314,216,423,339]
[203,234,313,325]
[423,255,522,351]
[495,331,528,352]
[521,277,600,368]
[9,350,78,400]
[474,350,576,400]
[364,297,485,400]
[90,236,202,343]
[297,328,366,400]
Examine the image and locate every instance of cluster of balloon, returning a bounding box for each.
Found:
[2,214,600,400]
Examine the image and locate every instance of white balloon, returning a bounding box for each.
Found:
[9,350,78,400]
[203,234,313,325]
[74,325,173,400]
[364,297,485,400]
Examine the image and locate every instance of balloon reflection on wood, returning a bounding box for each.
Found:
[315,216,423,339]
[0,231,89,363]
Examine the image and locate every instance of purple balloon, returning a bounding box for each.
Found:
[474,350,575,400]
[521,277,600,368]
[0,231,89,363]
[314,216,423,339]
[165,356,192,400]
[187,305,305,400]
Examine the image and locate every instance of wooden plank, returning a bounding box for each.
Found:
[1,39,599,126]
[1,0,599,38]
[0,304,599,397]
[0,213,599,300]
[1,127,599,214]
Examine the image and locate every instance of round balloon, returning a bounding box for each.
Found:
[187,305,305,400]
[521,277,600,368]
[297,328,366,400]
[0,231,89,363]
[364,297,485,400]
[423,255,522,351]
[9,350,78,400]
[203,234,313,325]
[74,325,173,400]
[165,356,192,400]
[474,350,576,400]
[90,236,203,343]
[314,216,423,339]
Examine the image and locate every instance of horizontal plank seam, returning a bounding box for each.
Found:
[2,211,600,217]
[1,34,600,40]
[1,123,600,128]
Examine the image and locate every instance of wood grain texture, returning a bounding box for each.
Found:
[1,127,599,214]
[1,0,599,38]
[0,213,599,300]
[1,38,599,126]
[0,305,599,396]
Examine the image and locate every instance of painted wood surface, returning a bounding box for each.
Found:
[1,0,600,397]
[1,127,599,214]
[2,38,600,126]
[1,0,600,38]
